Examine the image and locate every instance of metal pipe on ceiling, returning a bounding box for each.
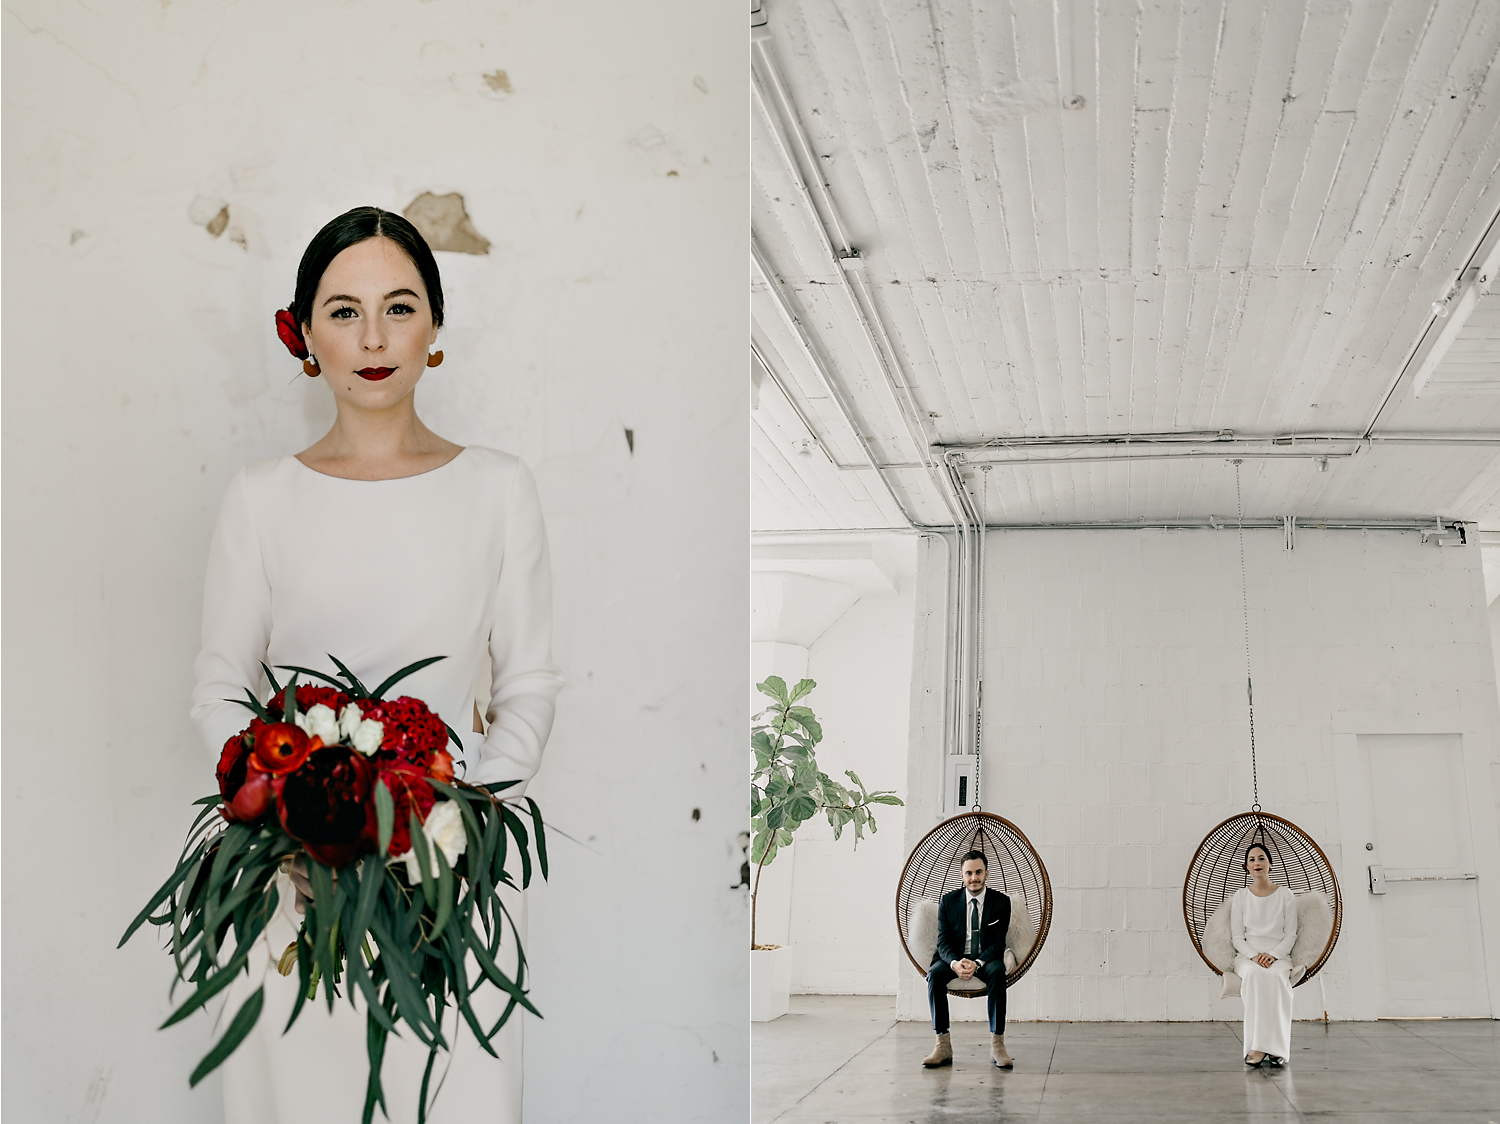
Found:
[981,518,1469,532]
[753,21,977,765]
[1363,202,1500,431]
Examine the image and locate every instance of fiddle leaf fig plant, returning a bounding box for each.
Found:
[750,675,903,948]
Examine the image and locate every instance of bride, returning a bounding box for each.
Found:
[191,206,564,1123]
[1230,842,1298,1068]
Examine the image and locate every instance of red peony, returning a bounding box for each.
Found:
[279,745,375,867]
[274,308,308,360]
[377,762,437,856]
[251,723,319,776]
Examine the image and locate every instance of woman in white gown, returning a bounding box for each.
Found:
[1230,843,1298,1068]
[191,207,564,1123]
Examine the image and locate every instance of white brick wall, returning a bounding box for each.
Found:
[780,538,917,995]
[897,527,1500,1022]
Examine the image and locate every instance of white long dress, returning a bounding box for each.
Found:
[1230,886,1298,1060]
[191,447,564,1124]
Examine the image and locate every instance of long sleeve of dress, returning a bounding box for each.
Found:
[190,468,272,759]
[1229,890,1253,959]
[469,462,565,795]
[1269,889,1298,960]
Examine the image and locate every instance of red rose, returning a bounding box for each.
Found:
[274,308,308,360]
[376,762,436,856]
[279,745,375,868]
[267,685,350,718]
[252,723,319,776]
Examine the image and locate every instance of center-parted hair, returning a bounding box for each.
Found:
[291,206,445,330]
[1243,841,1274,870]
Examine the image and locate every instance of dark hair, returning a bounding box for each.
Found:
[1244,842,1273,869]
[961,850,987,868]
[290,206,444,330]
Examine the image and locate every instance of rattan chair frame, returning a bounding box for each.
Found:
[896,812,1053,997]
[1182,811,1343,986]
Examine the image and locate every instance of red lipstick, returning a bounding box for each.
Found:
[355,367,396,381]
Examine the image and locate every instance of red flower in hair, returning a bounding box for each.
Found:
[275,308,308,360]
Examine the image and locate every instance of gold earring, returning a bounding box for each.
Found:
[303,356,321,377]
[426,350,444,368]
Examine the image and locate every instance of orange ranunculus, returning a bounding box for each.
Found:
[251,723,322,776]
[427,748,454,785]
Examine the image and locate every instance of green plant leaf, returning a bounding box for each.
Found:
[275,664,348,691]
[369,655,447,701]
[260,662,284,698]
[326,654,371,698]
[374,780,394,859]
[408,810,436,908]
[788,678,816,702]
[281,673,299,723]
[430,846,454,941]
[756,676,788,702]
[189,985,264,1086]
[526,797,548,880]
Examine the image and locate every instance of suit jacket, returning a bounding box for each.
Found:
[933,886,1011,970]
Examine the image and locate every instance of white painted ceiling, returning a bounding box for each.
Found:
[751,0,1500,530]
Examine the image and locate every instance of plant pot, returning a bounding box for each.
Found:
[751,945,793,1022]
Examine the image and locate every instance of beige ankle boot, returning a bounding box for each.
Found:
[921,1032,953,1068]
[990,1033,1014,1069]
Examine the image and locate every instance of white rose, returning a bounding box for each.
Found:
[350,719,384,756]
[338,703,364,741]
[399,800,468,882]
[294,703,340,744]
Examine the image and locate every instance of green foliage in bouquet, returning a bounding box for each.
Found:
[120,657,547,1124]
[749,676,902,947]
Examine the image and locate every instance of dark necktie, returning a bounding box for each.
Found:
[967,896,980,957]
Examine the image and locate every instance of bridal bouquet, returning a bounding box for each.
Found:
[121,656,546,1124]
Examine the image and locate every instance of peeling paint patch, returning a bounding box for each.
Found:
[691,807,701,820]
[969,81,1055,128]
[403,192,491,255]
[69,229,86,244]
[206,206,230,238]
[482,69,512,94]
[624,427,634,454]
[693,75,708,94]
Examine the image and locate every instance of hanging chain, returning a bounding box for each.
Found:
[1233,460,1260,812]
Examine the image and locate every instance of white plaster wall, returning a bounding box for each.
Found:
[897,528,1500,1022]
[2,4,747,1122]
[781,539,916,995]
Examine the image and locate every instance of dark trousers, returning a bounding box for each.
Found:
[928,960,1007,1035]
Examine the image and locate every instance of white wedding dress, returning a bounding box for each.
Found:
[191,447,564,1124]
[1230,885,1298,1061]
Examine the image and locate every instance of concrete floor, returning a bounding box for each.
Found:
[753,995,1500,1123]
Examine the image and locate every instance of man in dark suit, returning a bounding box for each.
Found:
[922,850,1014,1069]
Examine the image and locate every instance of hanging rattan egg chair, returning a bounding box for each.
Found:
[1183,810,1342,987]
[1183,461,1344,989]
[895,812,1052,997]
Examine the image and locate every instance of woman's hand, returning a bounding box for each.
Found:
[1254,953,1275,969]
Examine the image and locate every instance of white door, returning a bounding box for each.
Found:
[1358,734,1488,1017]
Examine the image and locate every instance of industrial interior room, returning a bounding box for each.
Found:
[748,0,1500,1120]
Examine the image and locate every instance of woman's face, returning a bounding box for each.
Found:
[301,236,439,412]
[1245,846,1271,878]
